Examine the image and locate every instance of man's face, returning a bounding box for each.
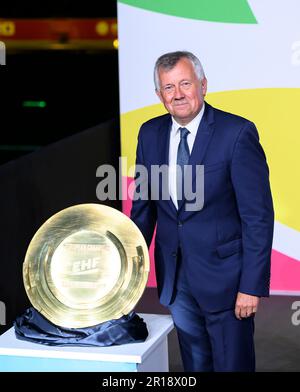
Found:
[156,58,207,126]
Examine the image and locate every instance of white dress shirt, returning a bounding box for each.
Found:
[168,103,205,209]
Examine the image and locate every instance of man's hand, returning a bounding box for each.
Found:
[235,292,260,320]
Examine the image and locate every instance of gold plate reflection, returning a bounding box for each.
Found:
[23,204,149,328]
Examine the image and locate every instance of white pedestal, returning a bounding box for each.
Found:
[0,313,173,372]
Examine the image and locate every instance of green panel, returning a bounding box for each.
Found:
[118,0,257,24]
[22,100,47,108]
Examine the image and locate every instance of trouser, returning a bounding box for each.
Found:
[168,254,256,372]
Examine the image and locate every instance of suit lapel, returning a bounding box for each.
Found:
[156,115,178,215]
[157,115,172,166]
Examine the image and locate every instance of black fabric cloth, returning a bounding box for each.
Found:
[14,307,148,347]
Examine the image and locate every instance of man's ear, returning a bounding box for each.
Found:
[201,77,208,97]
[156,89,163,103]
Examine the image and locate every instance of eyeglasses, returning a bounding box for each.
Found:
[161,80,193,94]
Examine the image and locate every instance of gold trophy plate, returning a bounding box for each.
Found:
[23,204,149,328]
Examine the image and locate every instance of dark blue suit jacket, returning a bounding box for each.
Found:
[131,102,274,312]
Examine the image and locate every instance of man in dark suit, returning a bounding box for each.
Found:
[130,51,274,371]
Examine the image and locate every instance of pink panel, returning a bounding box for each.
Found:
[270,250,300,291]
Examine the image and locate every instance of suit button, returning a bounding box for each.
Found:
[172,252,177,258]
[178,221,182,227]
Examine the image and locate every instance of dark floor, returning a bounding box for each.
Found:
[135,289,300,372]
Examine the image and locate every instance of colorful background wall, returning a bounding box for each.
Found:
[118,0,300,294]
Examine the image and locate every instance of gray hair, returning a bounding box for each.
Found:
[154,51,205,91]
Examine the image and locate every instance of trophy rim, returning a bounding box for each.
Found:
[23,203,150,328]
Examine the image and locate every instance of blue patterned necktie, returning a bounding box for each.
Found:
[176,127,190,204]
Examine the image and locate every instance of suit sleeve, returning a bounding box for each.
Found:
[130,126,157,248]
[231,122,274,297]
